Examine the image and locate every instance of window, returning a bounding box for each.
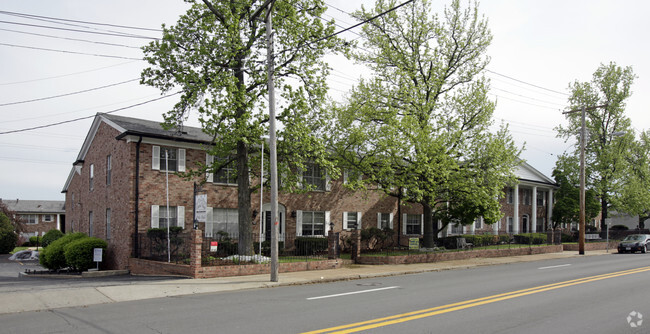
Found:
[43,215,53,222]
[214,158,237,184]
[302,163,326,191]
[507,217,514,233]
[71,193,74,212]
[451,223,463,234]
[506,188,514,204]
[152,146,186,172]
[378,213,393,229]
[343,212,361,230]
[536,190,546,206]
[300,211,326,236]
[106,208,111,240]
[343,169,362,184]
[150,205,185,229]
[406,214,422,235]
[106,155,112,185]
[89,164,94,191]
[89,211,94,237]
[22,214,37,225]
[536,217,544,232]
[474,218,483,229]
[522,189,531,205]
[206,208,239,238]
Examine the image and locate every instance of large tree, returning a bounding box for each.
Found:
[557,62,636,230]
[327,0,519,248]
[613,130,650,229]
[141,0,345,255]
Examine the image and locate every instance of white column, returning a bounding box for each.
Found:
[547,189,554,228]
[56,214,61,230]
[513,184,520,234]
[470,220,475,235]
[531,186,537,233]
[493,218,499,234]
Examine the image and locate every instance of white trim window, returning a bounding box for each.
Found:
[22,214,37,225]
[403,214,423,235]
[474,217,483,229]
[536,190,546,206]
[150,205,185,229]
[43,215,53,222]
[89,163,94,191]
[343,212,362,230]
[205,207,239,238]
[506,188,514,204]
[507,217,514,233]
[89,211,94,237]
[298,211,328,236]
[451,223,463,235]
[377,213,393,229]
[106,208,111,240]
[152,146,186,172]
[522,189,531,205]
[106,155,112,185]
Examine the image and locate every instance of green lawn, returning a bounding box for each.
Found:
[10,246,29,254]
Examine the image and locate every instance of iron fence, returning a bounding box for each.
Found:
[135,231,192,264]
[201,233,330,266]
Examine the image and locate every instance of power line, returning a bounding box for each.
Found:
[0,42,142,60]
[0,27,141,49]
[0,61,137,86]
[0,10,163,32]
[0,20,158,40]
[0,92,181,135]
[0,78,140,107]
[486,69,570,96]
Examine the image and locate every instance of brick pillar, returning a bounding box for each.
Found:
[328,232,339,259]
[190,229,203,278]
[350,230,361,263]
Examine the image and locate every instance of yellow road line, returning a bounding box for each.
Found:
[303,266,650,334]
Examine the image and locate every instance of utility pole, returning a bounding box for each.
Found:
[563,104,607,255]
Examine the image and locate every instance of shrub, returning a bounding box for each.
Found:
[64,237,108,272]
[611,224,629,231]
[514,233,547,245]
[561,233,575,243]
[294,237,328,256]
[29,236,42,247]
[360,227,395,250]
[0,212,17,254]
[39,232,86,270]
[42,229,64,248]
[146,227,185,259]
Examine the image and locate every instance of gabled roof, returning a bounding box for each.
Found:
[2,199,65,214]
[62,113,214,193]
[514,160,556,187]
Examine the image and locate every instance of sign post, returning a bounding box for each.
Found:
[93,248,103,271]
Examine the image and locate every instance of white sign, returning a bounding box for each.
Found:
[93,248,103,262]
[195,193,207,222]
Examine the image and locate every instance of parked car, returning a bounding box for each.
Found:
[617,234,650,253]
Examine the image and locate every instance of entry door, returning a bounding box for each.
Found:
[522,216,529,233]
[264,211,283,241]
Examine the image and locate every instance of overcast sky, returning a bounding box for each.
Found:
[1,0,648,201]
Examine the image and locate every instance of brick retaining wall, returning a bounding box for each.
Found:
[356,245,563,265]
[563,242,617,251]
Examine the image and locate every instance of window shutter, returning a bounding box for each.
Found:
[152,146,160,170]
[325,172,331,191]
[178,149,186,172]
[177,206,185,228]
[402,214,407,234]
[343,212,348,230]
[324,211,330,236]
[151,205,159,228]
[205,207,213,237]
[377,212,381,229]
[296,210,303,236]
[357,212,362,230]
[389,213,394,229]
[206,154,214,182]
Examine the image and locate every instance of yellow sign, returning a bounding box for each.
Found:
[409,238,419,250]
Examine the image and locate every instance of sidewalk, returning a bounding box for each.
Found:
[0,250,611,314]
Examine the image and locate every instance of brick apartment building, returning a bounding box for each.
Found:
[62,113,557,270]
[1,199,65,242]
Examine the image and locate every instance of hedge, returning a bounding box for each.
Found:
[294,237,328,255]
[39,232,87,270]
[0,212,17,254]
[64,237,108,272]
[513,233,547,245]
[42,229,64,248]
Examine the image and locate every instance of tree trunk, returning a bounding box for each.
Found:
[600,197,608,231]
[237,139,253,255]
[422,203,435,248]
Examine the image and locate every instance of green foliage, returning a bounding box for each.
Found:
[360,227,395,250]
[39,232,86,270]
[0,212,17,254]
[327,0,519,248]
[64,237,107,272]
[613,131,650,228]
[141,0,347,256]
[28,236,42,246]
[551,156,601,227]
[610,224,629,231]
[557,61,636,229]
[42,229,64,248]
[294,237,328,256]
[146,227,185,259]
[513,233,547,245]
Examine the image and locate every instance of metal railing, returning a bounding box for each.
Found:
[135,231,192,264]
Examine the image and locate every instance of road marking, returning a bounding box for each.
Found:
[307,286,400,300]
[538,264,571,270]
[302,266,650,334]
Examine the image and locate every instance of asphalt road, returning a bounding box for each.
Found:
[1,253,649,333]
